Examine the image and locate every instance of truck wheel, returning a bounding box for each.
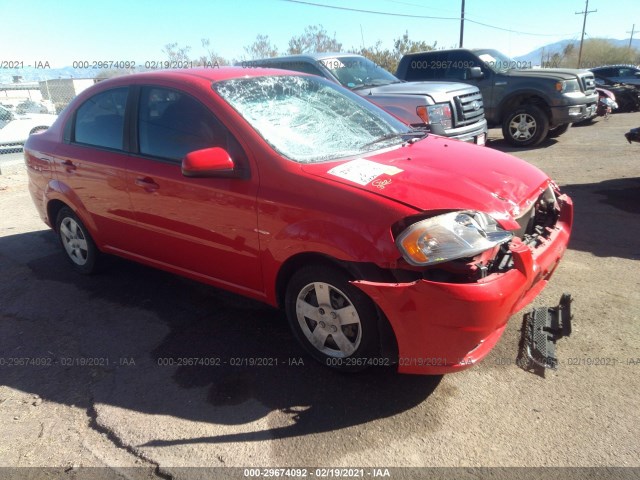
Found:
[502,105,549,147]
[285,265,380,372]
[547,123,571,138]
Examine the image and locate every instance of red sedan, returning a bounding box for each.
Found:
[24,68,572,374]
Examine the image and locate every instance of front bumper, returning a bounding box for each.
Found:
[550,104,596,125]
[353,194,573,375]
[430,118,488,145]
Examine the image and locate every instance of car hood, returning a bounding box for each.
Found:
[302,135,550,225]
[361,81,476,96]
[14,113,57,121]
[507,68,589,81]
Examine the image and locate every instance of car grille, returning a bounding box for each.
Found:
[453,91,485,127]
[580,74,597,95]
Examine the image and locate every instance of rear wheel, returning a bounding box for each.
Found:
[285,265,380,371]
[55,207,99,274]
[502,105,549,147]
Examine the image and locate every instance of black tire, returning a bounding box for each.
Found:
[55,207,99,274]
[547,123,571,138]
[501,104,549,147]
[285,265,380,372]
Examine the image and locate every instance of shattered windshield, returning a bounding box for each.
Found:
[318,56,400,89]
[213,75,412,163]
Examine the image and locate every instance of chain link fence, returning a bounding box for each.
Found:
[0,76,97,115]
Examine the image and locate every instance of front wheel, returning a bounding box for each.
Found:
[502,105,549,147]
[285,265,380,371]
[55,207,99,274]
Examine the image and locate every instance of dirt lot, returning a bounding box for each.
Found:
[1,113,639,479]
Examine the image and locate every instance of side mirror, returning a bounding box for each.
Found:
[182,147,236,178]
[467,67,484,79]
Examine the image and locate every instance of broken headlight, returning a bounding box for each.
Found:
[396,211,513,266]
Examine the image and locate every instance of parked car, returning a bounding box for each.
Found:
[16,99,56,114]
[396,49,599,147]
[241,53,488,145]
[625,126,640,143]
[24,68,573,375]
[590,65,640,88]
[0,104,57,148]
[586,76,640,113]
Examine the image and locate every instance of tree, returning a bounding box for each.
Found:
[243,34,278,60]
[393,31,436,59]
[354,31,436,72]
[542,39,640,68]
[162,42,191,63]
[287,25,342,54]
[197,38,229,67]
[356,41,395,72]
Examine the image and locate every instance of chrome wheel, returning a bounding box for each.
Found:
[295,281,362,358]
[508,113,537,141]
[502,105,549,147]
[60,217,89,266]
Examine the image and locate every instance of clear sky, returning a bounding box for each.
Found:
[1,0,638,67]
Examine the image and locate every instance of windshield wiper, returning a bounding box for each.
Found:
[361,130,427,149]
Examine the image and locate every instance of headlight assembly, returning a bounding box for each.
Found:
[555,79,580,93]
[416,103,453,129]
[396,211,513,266]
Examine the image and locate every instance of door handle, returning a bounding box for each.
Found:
[62,160,76,172]
[135,177,159,192]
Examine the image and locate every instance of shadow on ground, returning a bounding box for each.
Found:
[0,230,443,446]
[486,137,559,153]
[562,176,640,260]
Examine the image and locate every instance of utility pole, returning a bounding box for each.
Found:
[459,0,465,48]
[575,0,597,68]
[628,24,636,50]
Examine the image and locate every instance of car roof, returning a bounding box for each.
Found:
[93,66,307,88]
[249,52,359,63]
[590,65,640,70]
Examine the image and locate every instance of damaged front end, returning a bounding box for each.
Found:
[353,183,573,374]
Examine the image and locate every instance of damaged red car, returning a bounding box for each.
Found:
[24,68,572,374]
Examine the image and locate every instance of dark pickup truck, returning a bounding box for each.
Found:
[241,53,488,145]
[396,48,599,147]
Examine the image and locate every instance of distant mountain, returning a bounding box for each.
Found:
[515,38,640,66]
[0,66,98,84]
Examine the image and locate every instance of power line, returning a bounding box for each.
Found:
[282,0,458,21]
[281,0,579,37]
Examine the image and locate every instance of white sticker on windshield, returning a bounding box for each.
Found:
[327,159,403,186]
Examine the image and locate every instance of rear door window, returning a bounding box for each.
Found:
[73,88,128,150]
